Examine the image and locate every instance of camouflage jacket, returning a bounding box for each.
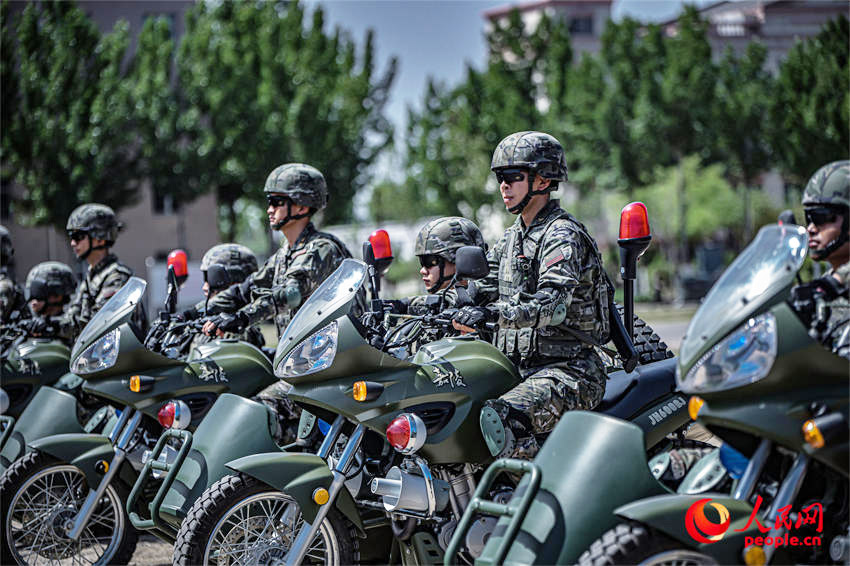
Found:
[0,271,29,325]
[812,261,850,359]
[207,223,352,333]
[472,200,610,369]
[59,254,132,339]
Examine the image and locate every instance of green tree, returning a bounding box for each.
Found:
[2,2,140,230]
[770,15,849,185]
[177,0,396,239]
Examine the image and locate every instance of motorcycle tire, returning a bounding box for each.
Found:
[173,472,358,566]
[616,304,675,365]
[578,521,718,566]
[0,450,138,566]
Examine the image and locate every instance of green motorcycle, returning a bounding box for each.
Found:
[466,223,848,566]
[171,243,689,565]
[1,320,71,425]
[0,277,278,565]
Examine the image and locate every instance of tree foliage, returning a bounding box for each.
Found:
[2,2,139,229]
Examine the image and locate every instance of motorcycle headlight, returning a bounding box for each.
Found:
[678,313,777,393]
[276,321,338,378]
[71,328,120,374]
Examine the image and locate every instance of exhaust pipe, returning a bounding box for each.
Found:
[371,466,449,513]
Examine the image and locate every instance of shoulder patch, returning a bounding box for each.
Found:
[543,245,572,268]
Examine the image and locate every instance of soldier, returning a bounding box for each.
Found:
[795,160,849,358]
[57,204,133,339]
[24,262,77,343]
[0,225,29,324]
[201,163,354,444]
[452,131,611,460]
[184,244,264,350]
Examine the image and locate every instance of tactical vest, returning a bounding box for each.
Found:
[495,209,611,365]
[271,229,354,332]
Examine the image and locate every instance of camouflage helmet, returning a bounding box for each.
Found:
[66,204,122,243]
[491,131,568,182]
[0,224,12,265]
[25,261,76,302]
[802,160,850,208]
[200,243,257,290]
[264,163,328,209]
[414,217,486,264]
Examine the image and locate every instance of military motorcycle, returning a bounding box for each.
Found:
[0,320,71,427]
[171,235,692,566]
[464,223,847,566]
[0,276,279,565]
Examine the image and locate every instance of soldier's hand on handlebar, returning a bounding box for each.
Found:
[25,317,48,336]
[451,306,492,334]
[203,312,247,337]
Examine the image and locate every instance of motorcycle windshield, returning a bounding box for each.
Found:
[72,277,147,359]
[275,259,367,363]
[680,224,807,370]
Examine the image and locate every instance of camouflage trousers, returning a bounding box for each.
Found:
[253,380,302,446]
[487,358,606,460]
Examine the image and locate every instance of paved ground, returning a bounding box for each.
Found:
[126,304,697,565]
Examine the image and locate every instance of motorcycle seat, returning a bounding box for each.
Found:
[598,357,677,419]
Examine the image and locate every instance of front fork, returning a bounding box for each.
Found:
[282,415,364,566]
[66,405,141,541]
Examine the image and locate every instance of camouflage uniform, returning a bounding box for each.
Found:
[472,132,611,460]
[59,204,132,339]
[798,161,850,359]
[206,164,354,443]
[0,225,28,324]
[22,262,77,344]
[58,254,132,339]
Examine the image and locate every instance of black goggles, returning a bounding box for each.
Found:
[418,255,443,269]
[266,195,292,208]
[804,207,840,227]
[28,278,63,302]
[204,264,233,291]
[67,230,89,242]
[494,168,527,184]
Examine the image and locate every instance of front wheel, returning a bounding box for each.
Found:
[173,472,357,566]
[0,450,138,565]
[579,521,718,566]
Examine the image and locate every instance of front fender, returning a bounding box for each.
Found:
[29,433,136,489]
[0,386,83,472]
[227,452,365,536]
[479,412,669,566]
[616,494,766,565]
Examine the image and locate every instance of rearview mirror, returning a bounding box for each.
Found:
[454,246,489,280]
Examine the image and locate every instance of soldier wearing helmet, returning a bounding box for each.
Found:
[22,262,77,341]
[201,164,354,444]
[794,160,850,358]
[181,244,265,351]
[0,225,29,324]
[452,131,612,460]
[58,204,133,338]
[203,163,354,338]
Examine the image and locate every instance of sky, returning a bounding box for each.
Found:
[302,0,714,138]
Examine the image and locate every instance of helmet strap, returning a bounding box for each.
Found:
[271,202,310,230]
[811,209,849,260]
[426,260,453,294]
[508,171,552,215]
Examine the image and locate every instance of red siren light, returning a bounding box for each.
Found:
[619,202,651,240]
[369,230,393,260]
[167,249,189,278]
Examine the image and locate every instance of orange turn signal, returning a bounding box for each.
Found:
[351,381,383,402]
[353,381,368,402]
[130,375,141,393]
[688,396,705,420]
[743,544,766,566]
[802,419,825,449]
[312,487,330,505]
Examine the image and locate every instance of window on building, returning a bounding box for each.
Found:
[153,188,178,215]
[569,16,593,35]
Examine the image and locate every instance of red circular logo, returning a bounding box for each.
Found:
[685,498,731,544]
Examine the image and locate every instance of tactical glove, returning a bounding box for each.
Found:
[25,317,48,336]
[452,306,492,330]
[382,299,410,315]
[205,312,247,336]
